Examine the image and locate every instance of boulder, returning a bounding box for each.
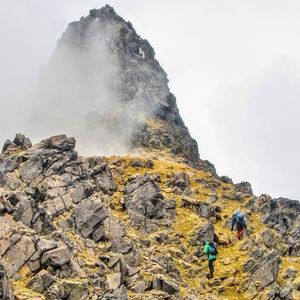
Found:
[84,157,116,195]
[153,276,179,294]
[37,239,57,254]
[40,134,76,151]
[70,182,93,204]
[75,196,108,239]
[13,133,32,150]
[107,272,121,290]
[0,157,21,175]
[283,266,297,280]
[92,216,125,244]
[19,155,43,183]
[182,198,215,219]
[1,236,36,277]
[124,176,163,218]
[66,281,88,300]
[13,195,36,227]
[217,233,230,245]
[192,223,215,246]
[261,229,276,248]
[0,264,15,300]
[235,181,253,195]
[279,285,292,298]
[42,247,71,266]
[173,172,190,189]
[26,270,55,293]
[2,134,32,154]
[243,250,281,293]
[219,176,233,184]
[123,176,175,227]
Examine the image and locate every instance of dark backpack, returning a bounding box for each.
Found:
[208,242,218,256]
[236,212,244,225]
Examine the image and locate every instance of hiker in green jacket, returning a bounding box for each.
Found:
[203,240,218,278]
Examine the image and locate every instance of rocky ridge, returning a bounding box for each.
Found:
[0,133,300,299]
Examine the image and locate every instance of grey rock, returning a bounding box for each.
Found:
[243,249,281,293]
[124,178,162,218]
[192,223,215,246]
[219,176,233,184]
[75,196,108,239]
[172,172,190,189]
[1,134,31,154]
[123,176,174,227]
[182,198,215,219]
[280,285,292,298]
[1,236,36,277]
[0,264,15,300]
[26,270,55,293]
[0,157,21,175]
[130,281,147,293]
[66,281,88,300]
[261,229,276,248]
[1,140,16,154]
[70,182,93,204]
[44,282,60,300]
[19,155,43,183]
[13,133,32,150]
[283,267,297,280]
[37,238,57,254]
[153,276,179,294]
[93,216,125,245]
[42,247,71,266]
[40,134,76,151]
[117,285,128,300]
[107,272,121,290]
[235,181,253,195]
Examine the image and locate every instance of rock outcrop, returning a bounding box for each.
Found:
[0,133,299,299]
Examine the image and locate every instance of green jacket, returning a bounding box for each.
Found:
[203,242,217,260]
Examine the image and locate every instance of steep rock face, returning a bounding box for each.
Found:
[35,4,214,173]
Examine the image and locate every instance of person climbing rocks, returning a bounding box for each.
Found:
[231,211,247,240]
[203,240,218,278]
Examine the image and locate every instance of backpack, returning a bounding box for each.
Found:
[208,242,218,256]
[236,212,244,225]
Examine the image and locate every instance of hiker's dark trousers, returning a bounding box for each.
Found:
[208,258,215,275]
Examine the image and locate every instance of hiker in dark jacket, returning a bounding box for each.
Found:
[203,240,218,278]
[231,211,247,240]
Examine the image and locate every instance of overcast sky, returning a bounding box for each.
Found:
[0,0,299,200]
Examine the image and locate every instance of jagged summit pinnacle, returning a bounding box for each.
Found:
[33,4,215,173]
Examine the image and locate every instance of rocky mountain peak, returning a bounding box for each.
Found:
[31,5,214,173]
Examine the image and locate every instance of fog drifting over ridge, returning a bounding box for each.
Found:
[28,22,125,155]
[0,0,300,200]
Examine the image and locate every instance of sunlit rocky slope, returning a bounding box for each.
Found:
[0,134,300,300]
[1,5,300,300]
